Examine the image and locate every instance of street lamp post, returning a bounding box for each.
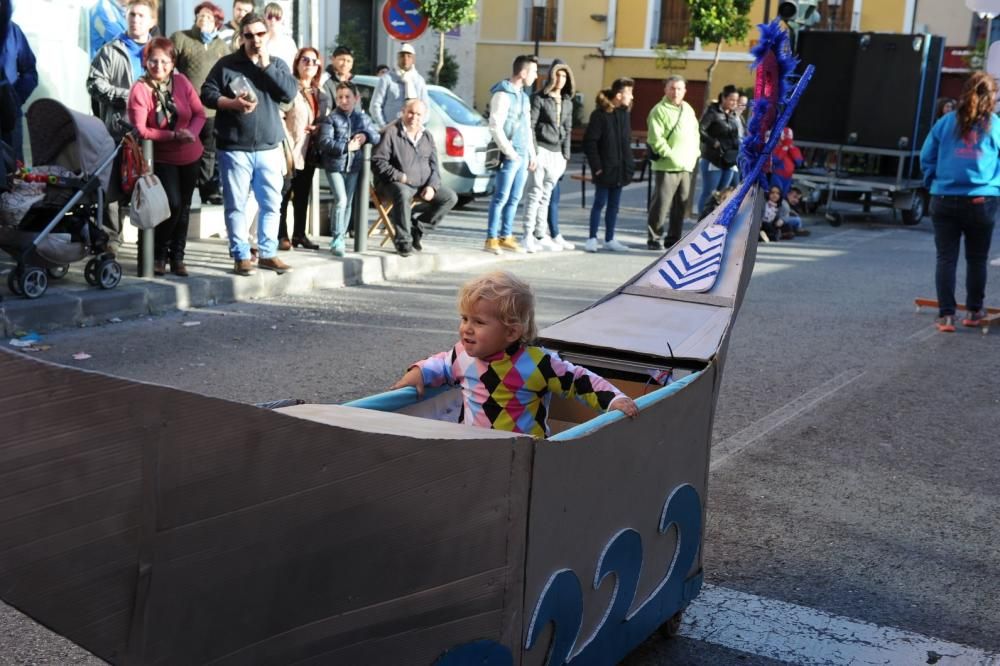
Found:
[533,0,545,57]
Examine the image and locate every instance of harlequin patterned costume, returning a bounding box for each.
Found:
[415,343,624,438]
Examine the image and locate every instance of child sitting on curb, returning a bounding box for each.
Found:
[391,270,638,438]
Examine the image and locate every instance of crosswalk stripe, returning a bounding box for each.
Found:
[681,585,1000,665]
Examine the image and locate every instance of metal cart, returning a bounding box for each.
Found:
[794,140,927,226]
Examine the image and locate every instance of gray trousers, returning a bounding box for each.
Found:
[647,170,692,246]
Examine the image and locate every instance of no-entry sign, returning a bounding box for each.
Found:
[382,0,428,41]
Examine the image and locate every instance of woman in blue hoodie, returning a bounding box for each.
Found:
[920,71,1000,332]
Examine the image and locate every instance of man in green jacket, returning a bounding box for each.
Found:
[646,75,700,250]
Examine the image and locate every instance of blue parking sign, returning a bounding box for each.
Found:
[382,0,429,41]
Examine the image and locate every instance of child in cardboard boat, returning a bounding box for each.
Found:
[391,270,638,438]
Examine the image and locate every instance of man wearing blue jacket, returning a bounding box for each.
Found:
[201,11,297,276]
[484,54,537,255]
[0,0,37,162]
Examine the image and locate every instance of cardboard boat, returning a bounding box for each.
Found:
[0,184,761,664]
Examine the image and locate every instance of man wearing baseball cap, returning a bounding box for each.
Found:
[370,42,429,128]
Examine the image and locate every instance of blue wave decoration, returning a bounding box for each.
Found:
[434,483,702,665]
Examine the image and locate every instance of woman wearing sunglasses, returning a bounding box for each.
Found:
[277,47,330,250]
[127,36,206,276]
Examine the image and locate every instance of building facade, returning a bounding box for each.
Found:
[474,0,953,132]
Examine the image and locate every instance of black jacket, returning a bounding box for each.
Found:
[315,106,381,173]
[583,99,633,187]
[200,49,298,152]
[371,119,441,190]
[699,102,741,169]
[531,62,574,160]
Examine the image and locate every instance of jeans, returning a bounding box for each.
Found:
[326,170,359,249]
[545,179,562,238]
[218,147,284,260]
[589,185,623,241]
[931,195,997,316]
[648,170,692,246]
[278,165,317,240]
[522,147,566,238]
[699,160,738,212]
[486,156,529,239]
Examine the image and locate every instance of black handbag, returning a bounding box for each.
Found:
[484,140,502,171]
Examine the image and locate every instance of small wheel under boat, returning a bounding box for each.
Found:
[19,266,48,299]
[97,259,122,290]
[657,610,684,639]
[84,258,101,287]
[7,268,24,296]
[47,264,69,279]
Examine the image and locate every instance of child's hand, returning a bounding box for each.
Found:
[390,366,425,398]
[609,395,638,419]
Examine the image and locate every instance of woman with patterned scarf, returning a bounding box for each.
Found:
[127,35,206,276]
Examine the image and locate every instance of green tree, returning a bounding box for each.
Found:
[418,0,478,84]
[427,48,460,90]
[688,0,753,108]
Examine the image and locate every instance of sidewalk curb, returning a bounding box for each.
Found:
[0,246,541,336]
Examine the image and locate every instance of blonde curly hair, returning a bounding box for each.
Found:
[458,271,537,344]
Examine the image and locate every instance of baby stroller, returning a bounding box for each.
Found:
[0,99,123,299]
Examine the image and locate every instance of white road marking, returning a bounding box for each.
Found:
[681,585,1000,665]
[710,370,866,470]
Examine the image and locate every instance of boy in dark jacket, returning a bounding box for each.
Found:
[315,80,380,256]
[522,61,575,252]
[201,11,298,276]
[583,77,635,253]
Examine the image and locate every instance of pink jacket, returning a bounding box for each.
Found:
[127,72,206,166]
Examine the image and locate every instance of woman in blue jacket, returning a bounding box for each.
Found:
[920,71,1000,332]
[315,80,380,256]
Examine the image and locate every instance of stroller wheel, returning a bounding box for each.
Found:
[47,265,69,280]
[7,269,24,296]
[19,267,48,300]
[97,259,122,290]
[84,259,100,287]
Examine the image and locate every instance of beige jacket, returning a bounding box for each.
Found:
[281,86,330,170]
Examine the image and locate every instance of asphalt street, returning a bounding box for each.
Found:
[3,194,1000,664]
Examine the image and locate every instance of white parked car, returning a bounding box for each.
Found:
[352,75,495,205]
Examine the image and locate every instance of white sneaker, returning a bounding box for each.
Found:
[554,235,575,250]
[523,235,540,254]
[604,238,629,252]
[991,256,1000,266]
[584,237,599,253]
[538,236,561,252]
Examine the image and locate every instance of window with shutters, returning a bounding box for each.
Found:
[656,0,691,47]
[522,0,558,42]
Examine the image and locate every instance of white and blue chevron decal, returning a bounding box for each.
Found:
[650,224,728,292]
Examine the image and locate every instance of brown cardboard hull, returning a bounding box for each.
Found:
[0,189,763,664]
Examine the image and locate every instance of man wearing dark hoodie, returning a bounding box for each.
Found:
[522,60,574,253]
[0,0,37,162]
[582,77,635,253]
[484,54,537,255]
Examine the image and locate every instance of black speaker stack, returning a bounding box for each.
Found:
[793,31,944,152]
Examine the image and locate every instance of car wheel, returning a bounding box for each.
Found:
[456,195,476,209]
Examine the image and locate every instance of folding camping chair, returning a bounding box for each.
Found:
[368,185,417,248]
